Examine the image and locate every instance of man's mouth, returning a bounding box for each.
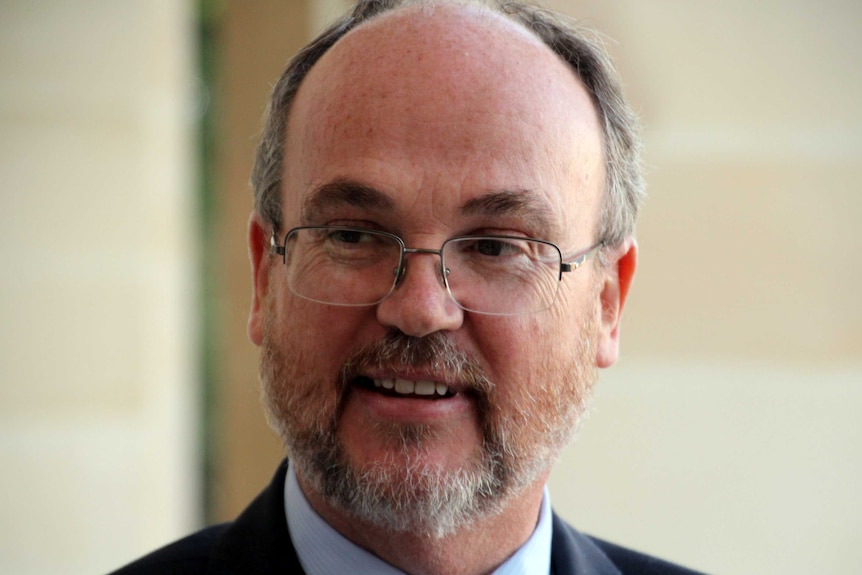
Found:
[352,376,456,399]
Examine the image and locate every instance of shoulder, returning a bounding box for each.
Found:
[107,461,300,575]
[588,535,707,575]
[107,524,229,575]
[551,513,708,575]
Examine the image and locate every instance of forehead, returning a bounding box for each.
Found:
[282,3,604,240]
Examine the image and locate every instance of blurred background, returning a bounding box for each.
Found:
[1,0,859,573]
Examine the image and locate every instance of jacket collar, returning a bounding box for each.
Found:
[208,460,621,575]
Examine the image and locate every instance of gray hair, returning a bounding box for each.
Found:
[251,0,644,247]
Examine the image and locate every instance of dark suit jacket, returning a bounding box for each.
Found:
[110,461,704,575]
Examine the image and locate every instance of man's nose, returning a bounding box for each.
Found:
[376,252,464,337]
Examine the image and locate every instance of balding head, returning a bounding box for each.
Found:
[251,0,643,248]
[283,2,604,239]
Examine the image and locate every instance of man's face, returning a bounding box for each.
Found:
[249,5,619,536]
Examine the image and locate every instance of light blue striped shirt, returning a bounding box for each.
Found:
[285,462,552,574]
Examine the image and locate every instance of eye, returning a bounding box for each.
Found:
[472,238,525,257]
[327,229,374,244]
[315,228,401,267]
[447,237,536,270]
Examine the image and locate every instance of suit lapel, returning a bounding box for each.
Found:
[550,513,622,575]
[208,461,305,575]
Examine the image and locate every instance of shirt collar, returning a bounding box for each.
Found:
[285,462,552,575]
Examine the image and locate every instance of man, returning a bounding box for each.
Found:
[113,0,703,573]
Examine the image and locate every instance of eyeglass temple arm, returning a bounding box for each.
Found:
[270,235,286,257]
[560,242,604,273]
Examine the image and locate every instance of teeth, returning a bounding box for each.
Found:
[394,379,414,394]
[371,378,451,397]
[414,380,435,396]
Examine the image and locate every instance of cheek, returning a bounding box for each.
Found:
[472,316,559,417]
[476,313,568,383]
[263,297,383,437]
[269,292,377,382]
[474,307,593,415]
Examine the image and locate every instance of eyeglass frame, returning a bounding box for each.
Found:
[269,225,604,315]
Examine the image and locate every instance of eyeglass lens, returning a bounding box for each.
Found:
[282,227,563,315]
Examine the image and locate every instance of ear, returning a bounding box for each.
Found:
[595,236,638,368]
[247,211,273,347]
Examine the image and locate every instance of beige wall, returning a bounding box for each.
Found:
[2,0,859,574]
[0,1,198,573]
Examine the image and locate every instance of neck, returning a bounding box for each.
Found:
[298,471,548,575]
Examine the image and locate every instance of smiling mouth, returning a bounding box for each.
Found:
[353,376,456,399]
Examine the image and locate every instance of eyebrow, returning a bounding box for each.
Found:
[301,180,558,235]
[460,189,557,233]
[301,179,395,223]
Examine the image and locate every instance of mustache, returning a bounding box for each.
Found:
[339,330,493,395]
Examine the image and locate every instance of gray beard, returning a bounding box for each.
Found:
[297,420,509,538]
[260,328,593,538]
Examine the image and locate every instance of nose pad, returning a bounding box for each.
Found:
[378,253,463,337]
